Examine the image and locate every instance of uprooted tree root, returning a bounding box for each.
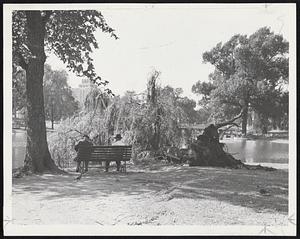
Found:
[188,136,276,171]
[180,116,277,171]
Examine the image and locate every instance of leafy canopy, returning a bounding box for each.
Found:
[193,27,288,122]
[12,66,26,113]
[43,65,79,121]
[12,64,80,121]
[12,10,118,94]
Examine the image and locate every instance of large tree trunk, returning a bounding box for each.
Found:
[51,103,54,130]
[23,11,60,174]
[241,104,248,136]
[147,70,161,151]
[152,107,162,151]
[12,89,17,119]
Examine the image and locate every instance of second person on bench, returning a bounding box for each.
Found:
[106,134,124,172]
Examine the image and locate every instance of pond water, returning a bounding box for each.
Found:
[221,138,288,164]
[12,129,55,169]
[12,130,289,169]
[12,130,27,169]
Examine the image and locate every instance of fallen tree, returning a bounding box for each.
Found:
[187,109,276,171]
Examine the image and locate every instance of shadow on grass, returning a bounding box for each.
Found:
[13,165,288,214]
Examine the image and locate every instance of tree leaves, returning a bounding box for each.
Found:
[13,10,118,94]
[192,81,216,101]
[199,27,289,125]
[84,87,111,112]
[12,67,26,113]
[43,64,79,121]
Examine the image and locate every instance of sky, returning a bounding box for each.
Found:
[46,4,293,100]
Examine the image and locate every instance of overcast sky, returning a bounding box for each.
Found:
[46,4,293,100]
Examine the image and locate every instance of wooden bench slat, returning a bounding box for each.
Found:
[95,148,131,149]
[90,154,131,158]
[91,153,132,155]
[93,155,131,157]
[88,155,131,158]
[89,156,131,159]
[92,153,131,155]
[92,147,132,149]
[92,151,132,153]
[91,150,131,152]
[92,155,130,157]
[81,159,131,162]
[91,151,131,153]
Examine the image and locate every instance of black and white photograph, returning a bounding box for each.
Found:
[3,3,297,236]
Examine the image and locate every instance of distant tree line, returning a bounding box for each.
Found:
[13,64,79,129]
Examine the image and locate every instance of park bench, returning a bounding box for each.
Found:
[78,145,132,173]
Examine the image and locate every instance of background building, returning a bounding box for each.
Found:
[71,78,95,109]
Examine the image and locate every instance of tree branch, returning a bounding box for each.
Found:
[219,123,240,138]
[215,109,244,129]
[75,129,88,136]
[225,122,240,128]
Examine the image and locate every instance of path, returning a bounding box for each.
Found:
[12,164,288,225]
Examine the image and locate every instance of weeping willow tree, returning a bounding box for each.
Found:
[147,70,162,151]
[84,88,110,113]
[84,88,121,144]
[48,70,192,166]
[129,70,185,153]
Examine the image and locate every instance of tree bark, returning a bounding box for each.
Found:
[147,71,161,152]
[241,104,248,136]
[152,107,162,151]
[51,102,54,130]
[23,11,60,173]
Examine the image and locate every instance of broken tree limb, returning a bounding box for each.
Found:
[219,124,240,139]
[215,108,244,129]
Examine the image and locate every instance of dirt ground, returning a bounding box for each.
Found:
[12,162,288,226]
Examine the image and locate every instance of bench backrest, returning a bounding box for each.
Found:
[80,145,132,162]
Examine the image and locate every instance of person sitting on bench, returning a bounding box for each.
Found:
[105,134,124,172]
[75,134,93,172]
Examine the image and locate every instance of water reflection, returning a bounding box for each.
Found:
[221,138,288,164]
[12,129,289,169]
[12,129,27,169]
